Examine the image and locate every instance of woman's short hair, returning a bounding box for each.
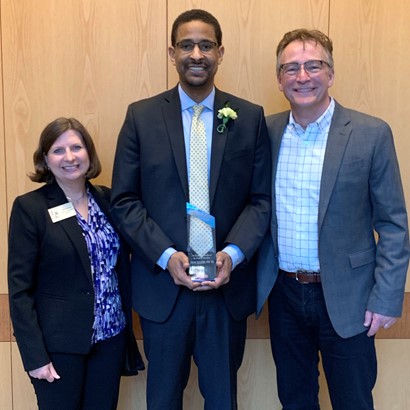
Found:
[30,117,101,183]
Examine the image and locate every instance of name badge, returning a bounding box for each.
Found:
[48,202,77,223]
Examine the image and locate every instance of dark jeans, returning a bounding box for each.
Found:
[268,272,377,410]
[30,330,126,410]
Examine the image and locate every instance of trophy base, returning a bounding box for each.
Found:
[188,253,216,282]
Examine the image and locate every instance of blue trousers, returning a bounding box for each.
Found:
[268,272,377,410]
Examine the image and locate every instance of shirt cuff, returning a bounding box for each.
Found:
[157,247,177,270]
[222,244,245,270]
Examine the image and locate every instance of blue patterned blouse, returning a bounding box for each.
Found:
[75,189,126,344]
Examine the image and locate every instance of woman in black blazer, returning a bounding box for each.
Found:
[8,117,143,410]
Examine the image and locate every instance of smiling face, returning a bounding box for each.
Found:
[277,40,334,124]
[45,129,90,187]
[168,20,224,102]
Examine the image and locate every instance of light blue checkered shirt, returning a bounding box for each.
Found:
[276,98,335,272]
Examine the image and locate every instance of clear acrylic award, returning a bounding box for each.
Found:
[187,203,216,282]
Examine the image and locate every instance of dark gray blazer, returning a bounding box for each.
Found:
[257,101,409,338]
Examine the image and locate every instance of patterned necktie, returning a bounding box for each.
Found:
[189,105,213,257]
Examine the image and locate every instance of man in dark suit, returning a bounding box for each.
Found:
[110,9,271,409]
[257,28,409,409]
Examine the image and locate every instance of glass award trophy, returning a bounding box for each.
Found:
[186,202,216,282]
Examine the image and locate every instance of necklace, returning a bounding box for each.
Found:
[66,190,87,204]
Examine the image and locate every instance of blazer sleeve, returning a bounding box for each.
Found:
[366,121,409,316]
[110,104,175,266]
[8,196,50,371]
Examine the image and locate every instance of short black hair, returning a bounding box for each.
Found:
[171,9,222,46]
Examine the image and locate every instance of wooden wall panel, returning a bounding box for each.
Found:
[2,0,167,204]
[0,343,12,410]
[2,0,410,409]
[167,0,329,114]
[0,4,7,294]
[374,340,410,409]
[0,294,11,342]
[11,343,37,410]
[329,0,410,291]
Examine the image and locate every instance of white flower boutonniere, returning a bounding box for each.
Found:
[217,102,238,134]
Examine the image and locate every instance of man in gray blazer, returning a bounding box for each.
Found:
[257,28,409,409]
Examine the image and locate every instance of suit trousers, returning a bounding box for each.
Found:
[30,330,126,410]
[140,287,247,410]
[268,272,377,410]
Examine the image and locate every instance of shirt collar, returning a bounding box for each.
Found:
[178,84,215,112]
[289,97,335,132]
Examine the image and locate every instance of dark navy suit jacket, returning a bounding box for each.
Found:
[110,86,271,323]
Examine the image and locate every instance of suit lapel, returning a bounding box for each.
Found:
[46,183,93,285]
[318,102,352,231]
[209,90,228,207]
[270,113,289,190]
[269,112,289,245]
[162,87,189,200]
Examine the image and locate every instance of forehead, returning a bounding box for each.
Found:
[175,20,217,41]
[280,40,327,61]
[52,129,83,145]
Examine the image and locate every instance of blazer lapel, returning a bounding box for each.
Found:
[209,89,228,207]
[269,112,289,245]
[162,87,189,200]
[318,102,352,231]
[270,113,289,191]
[46,183,93,285]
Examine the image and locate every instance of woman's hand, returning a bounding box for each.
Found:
[29,362,60,383]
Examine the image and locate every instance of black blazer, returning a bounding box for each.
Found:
[111,86,271,323]
[8,181,133,371]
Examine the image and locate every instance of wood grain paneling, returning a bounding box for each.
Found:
[132,310,143,340]
[0,294,11,342]
[2,0,167,203]
[376,293,410,339]
[329,0,410,292]
[373,340,410,409]
[237,340,279,409]
[11,343,37,410]
[0,343,12,410]
[117,342,147,409]
[2,0,410,409]
[0,6,7,294]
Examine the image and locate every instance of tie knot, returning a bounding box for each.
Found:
[193,104,204,118]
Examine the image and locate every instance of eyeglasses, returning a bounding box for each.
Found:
[175,40,218,53]
[279,60,331,76]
